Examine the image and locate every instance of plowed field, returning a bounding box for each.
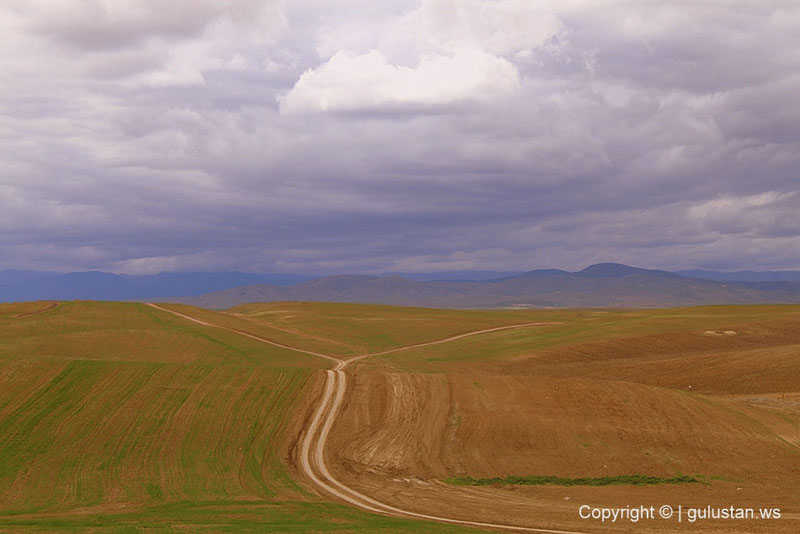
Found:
[2,301,799,532]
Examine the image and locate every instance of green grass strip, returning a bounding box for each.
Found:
[447,474,699,487]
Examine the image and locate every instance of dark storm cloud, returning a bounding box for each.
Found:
[1,1,799,274]
[31,0,281,50]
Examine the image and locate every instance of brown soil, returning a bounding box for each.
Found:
[317,317,800,533]
[154,303,800,532]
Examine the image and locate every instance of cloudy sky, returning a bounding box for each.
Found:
[1,0,799,275]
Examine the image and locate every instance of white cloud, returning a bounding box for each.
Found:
[2,0,800,273]
[279,48,520,112]
[282,0,566,114]
[421,0,565,55]
[112,252,233,275]
[688,192,800,237]
[689,192,782,219]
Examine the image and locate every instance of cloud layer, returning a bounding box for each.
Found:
[1,0,799,274]
[280,49,520,112]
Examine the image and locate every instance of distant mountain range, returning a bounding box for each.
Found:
[171,263,800,309]
[0,270,314,302]
[0,269,521,303]
[3,264,800,308]
[676,269,800,283]
[384,270,525,281]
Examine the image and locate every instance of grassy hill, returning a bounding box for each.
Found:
[0,301,484,532]
[2,300,799,532]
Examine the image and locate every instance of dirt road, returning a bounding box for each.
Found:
[146,304,577,533]
[13,301,59,318]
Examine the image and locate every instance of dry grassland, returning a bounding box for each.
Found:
[1,300,799,533]
[321,304,800,533]
[0,301,483,532]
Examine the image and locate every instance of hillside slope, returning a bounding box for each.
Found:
[324,304,800,532]
[0,301,480,533]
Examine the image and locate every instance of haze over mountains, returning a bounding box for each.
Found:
[676,269,800,283]
[174,264,800,309]
[0,269,519,303]
[3,264,800,308]
[0,270,313,302]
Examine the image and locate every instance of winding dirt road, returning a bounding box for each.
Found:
[13,301,59,318]
[147,303,582,533]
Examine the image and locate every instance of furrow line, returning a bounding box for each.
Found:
[147,303,583,534]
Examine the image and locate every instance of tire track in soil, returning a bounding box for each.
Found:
[13,302,59,318]
[147,303,582,534]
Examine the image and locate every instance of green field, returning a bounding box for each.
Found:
[0,301,485,532]
[164,301,550,357]
[370,304,800,372]
[2,300,799,532]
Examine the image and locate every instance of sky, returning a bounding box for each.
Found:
[1,0,799,275]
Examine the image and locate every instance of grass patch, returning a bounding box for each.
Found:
[0,500,488,533]
[447,474,700,487]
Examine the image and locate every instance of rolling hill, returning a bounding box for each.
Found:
[0,301,485,533]
[176,263,800,309]
[2,300,799,532]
